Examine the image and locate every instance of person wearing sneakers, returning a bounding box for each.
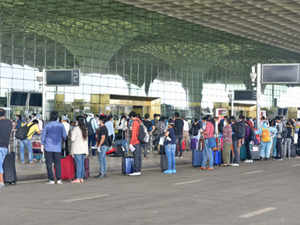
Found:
[128,111,142,176]
[200,116,214,171]
[163,120,177,174]
[41,111,67,184]
[0,108,12,189]
[256,121,277,160]
[70,116,89,184]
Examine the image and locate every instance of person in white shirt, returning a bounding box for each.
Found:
[61,115,70,156]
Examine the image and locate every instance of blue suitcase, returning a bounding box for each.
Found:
[122,156,134,175]
[213,150,222,166]
[192,150,203,167]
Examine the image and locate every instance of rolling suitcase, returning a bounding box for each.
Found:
[290,144,297,158]
[160,154,168,172]
[3,151,17,184]
[122,156,134,175]
[192,149,203,167]
[250,144,260,160]
[213,150,222,166]
[240,144,247,161]
[60,155,75,180]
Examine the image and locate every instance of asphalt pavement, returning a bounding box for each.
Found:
[2,158,300,225]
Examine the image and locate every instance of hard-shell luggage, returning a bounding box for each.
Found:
[160,154,168,172]
[290,144,297,158]
[213,150,222,166]
[191,138,198,150]
[84,157,90,179]
[3,152,17,184]
[60,155,75,180]
[240,144,247,161]
[250,144,260,160]
[122,156,134,175]
[192,149,203,167]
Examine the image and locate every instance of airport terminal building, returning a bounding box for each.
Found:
[1,0,300,119]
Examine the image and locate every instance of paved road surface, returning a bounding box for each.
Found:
[2,159,300,225]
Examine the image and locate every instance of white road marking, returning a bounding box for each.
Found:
[292,164,300,167]
[18,179,48,184]
[62,194,110,203]
[174,179,203,186]
[240,207,276,219]
[243,170,264,175]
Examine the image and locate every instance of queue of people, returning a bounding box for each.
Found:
[0,106,300,188]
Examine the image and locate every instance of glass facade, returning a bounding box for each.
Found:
[0,0,299,119]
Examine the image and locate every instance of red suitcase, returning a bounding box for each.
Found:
[60,155,75,180]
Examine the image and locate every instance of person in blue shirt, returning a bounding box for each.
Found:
[256,121,277,160]
[163,119,177,174]
[41,111,67,184]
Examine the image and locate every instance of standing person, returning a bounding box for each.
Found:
[222,117,232,166]
[231,115,245,167]
[142,113,154,157]
[270,120,278,159]
[284,120,294,159]
[19,119,40,164]
[70,116,89,184]
[174,112,184,157]
[189,119,202,150]
[116,114,129,152]
[275,116,284,160]
[128,111,142,176]
[151,114,160,151]
[183,118,190,152]
[105,114,115,147]
[200,116,215,170]
[95,115,110,178]
[0,109,12,189]
[16,115,23,129]
[86,113,98,153]
[244,120,254,163]
[41,111,67,184]
[256,121,277,160]
[61,115,70,156]
[164,120,176,174]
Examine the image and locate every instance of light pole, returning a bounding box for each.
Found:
[250,64,262,129]
[228,90,234,117]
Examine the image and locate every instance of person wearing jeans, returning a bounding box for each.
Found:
[96,114,110,178]
[0,108,12,189]
[200,116,215,170]
[19,120,40,164]
[174,112,184,157]
[164,120,176,174]
[71,116,89,184]
[128,111,142,176]
[41,111,67,184]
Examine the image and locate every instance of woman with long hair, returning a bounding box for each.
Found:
[71,116,89,183]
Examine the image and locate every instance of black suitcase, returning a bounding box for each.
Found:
[290,145,297,158]
[3,152,17,184]
[160,154,168,172]
[250,144,260,160]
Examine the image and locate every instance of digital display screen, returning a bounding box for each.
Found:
[10,92,28,106]
[46,70,73,85]
[262,64,299,83]
[29,93,42,107]
[234,90,256,101]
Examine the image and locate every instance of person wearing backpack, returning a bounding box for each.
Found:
[231,115,246,167]
[189,119,202,150]
[256,121,277,160]
[128,111,142,176]
[19,119,40,164]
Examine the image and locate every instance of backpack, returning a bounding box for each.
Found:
[15,123,34,140]
[189,125,199,136]
[138,123,149,144]
[235,121,245,139]
[261,128,271,142]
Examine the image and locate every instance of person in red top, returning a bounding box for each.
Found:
[128,111,142,176]
[201,116,215,170]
